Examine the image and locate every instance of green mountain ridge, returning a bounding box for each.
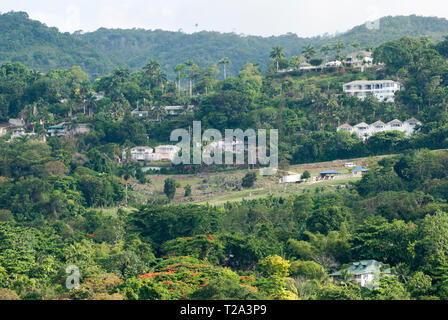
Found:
[2,11,448,79]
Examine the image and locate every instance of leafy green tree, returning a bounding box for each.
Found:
[184,184,192,197]
[258,255,290,277]
[164,178,177,201]
[242,172,257,189]
[290,260,326,280]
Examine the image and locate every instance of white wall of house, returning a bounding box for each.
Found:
[343,80,402,102]
[337,119,421,140]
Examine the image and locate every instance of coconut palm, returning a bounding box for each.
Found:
[218,57,230,79]
[174,64,186,94]
[270,46,285,72]
[333,41,346,60]
[302,45,316,63]
[351,41,361,52]
[320,44,332,63]
[150,105,168,122]
[290,56,302,71]
[185,60,198,97]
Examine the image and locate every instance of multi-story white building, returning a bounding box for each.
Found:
[337,118,422,140]
[343,80,403,102]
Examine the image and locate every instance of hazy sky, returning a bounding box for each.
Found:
[1,0,448,37]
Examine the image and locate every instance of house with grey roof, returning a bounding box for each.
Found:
[330,260,391,289]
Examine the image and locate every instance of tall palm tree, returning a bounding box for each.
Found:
[302,45,316,63]
[174,64,186,94]
[143,59,161,77]
[185,60,198,97]
[218,57,230,79]
[351,41,360,52]
[320,44,332,63]
[150,105,168,122]
[270,46,285,72]
[333,41,346,60]
[290,56,302,71]
[143,59,167,92]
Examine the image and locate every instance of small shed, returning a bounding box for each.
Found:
[353,166,368,176]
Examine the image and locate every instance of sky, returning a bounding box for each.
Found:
[1,0,448,37]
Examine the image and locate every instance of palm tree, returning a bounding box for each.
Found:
[150,105,168,121]
[333,41,346,60]
[144,59,167,92]
[290,56,302,71]
[185,60,198,97]
[143,59,161,78]
[302,45,316,63]
[351,41,360,52]
[218,57,230,79]
[320,44,332,63]
[174,64,186,94]
[270,46,285,72]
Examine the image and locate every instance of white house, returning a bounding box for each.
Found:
[47,123,68,137]
[344,51,373,69]
[344,162,356,168]
[130,146,154,162]
[0,124,8,137]
[164,106,184,116]
[72,123,91,135]
[92,92,105,100]
[154,145,181,161]
[128,145,180,163]
[343,80,402,102]
[209,138,245,155]
[325,60,342,68]
[330,260,391,289]
[337,118,422,140]
[9,118,25,127]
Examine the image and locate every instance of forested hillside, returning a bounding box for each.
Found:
[0,12,115,79]
[2,9,448,300]
[2,11,448,78]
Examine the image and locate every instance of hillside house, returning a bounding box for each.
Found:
[92,92,105,100]
[154,145,181,161]
[0,123,8,137]
[72,123,91,135]
[209,138,245,155]
[8,118,25,127]
[130,146,154,162]
[131,110,149,118]
[343,80,402,102]
[353,166,368,176]
[330,260,391,289]
[164,105,184,116]
[337,118,422,140]
[47,123,68,137]
[344,51,373,69]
